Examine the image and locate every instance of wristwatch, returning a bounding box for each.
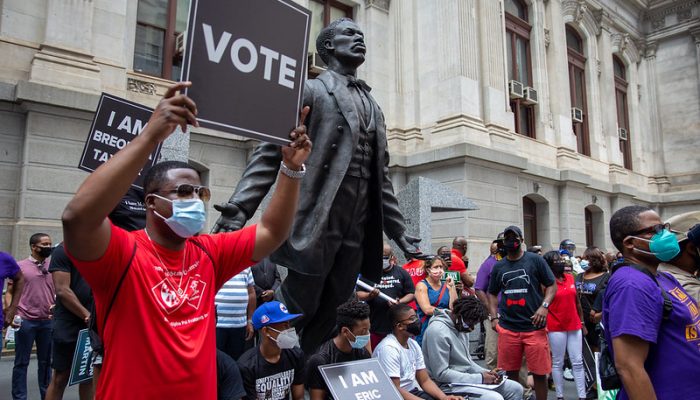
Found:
[541,301,550,309]
[488,314,500,321]
[280,161,306,179]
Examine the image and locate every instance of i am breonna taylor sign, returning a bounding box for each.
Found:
[181,0,310,145]
[79,94,162,189]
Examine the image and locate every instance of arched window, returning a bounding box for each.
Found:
[523,196,538,246]
[613,56,632,170]
[566,25,590,156]
[505,0,535,138]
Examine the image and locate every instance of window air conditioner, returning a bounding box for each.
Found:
[307,52,327,75]
[618,127,628,141]
[509,80,524,99]
[571,107,584,123]
[523,87,538,105]
[175,32,186,55]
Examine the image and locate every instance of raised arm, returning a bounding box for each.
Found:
[251,107,311,261]
[62,82,198,261]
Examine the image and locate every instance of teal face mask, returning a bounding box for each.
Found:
[347,331,370,349]
[631,229,681,262]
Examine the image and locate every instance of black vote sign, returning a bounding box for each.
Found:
[181,0,311,145]
[319,359,402,400]
[79,94,162,189]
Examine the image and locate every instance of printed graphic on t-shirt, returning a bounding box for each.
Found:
[255,369,295,400]
[502,269,529,307]
[150,258,208,315]
[668,286,700,347]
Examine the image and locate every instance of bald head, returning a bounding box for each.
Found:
[383,242,392,257]
[452,236,468,256]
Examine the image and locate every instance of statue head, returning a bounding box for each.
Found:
[316,18,366,70]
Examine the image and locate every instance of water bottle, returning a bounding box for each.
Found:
[12,315,21,328]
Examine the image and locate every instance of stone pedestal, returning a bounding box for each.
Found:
[394,176,478,262]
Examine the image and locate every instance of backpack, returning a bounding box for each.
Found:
[598,263,673,390]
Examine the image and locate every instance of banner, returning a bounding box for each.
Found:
[181,0,311,145]
[319,359,402,400]
[79,94,161,189]
[68,329,94,386]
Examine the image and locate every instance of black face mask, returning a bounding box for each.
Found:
[503,238,520,253]
[551,261,566,276]
[37,246,53,258]
[406,320,422,336]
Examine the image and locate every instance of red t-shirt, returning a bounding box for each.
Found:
[450,249,467,273]
[547,274,582,332]
[402,259,426,310]
[67,223,256,400]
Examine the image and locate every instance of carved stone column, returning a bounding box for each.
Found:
[28,0,101,92]
[644,41,668,183]
[691,28,700,103]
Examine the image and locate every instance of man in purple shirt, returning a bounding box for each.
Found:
[474,237,502,370]
[604,205,700,400]
[1,251,25,335]
[10,233,56,400]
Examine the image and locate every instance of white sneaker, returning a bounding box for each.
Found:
[563,368,574,381]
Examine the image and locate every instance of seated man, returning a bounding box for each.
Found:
[238,301,305,400]
[373,304,463,400]
[422,297,523,400]
[306,299,372,399]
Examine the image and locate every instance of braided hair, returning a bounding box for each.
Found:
[451,296,488,331]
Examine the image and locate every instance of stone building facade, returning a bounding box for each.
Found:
[0,0,698,267]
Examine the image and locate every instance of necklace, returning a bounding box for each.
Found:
[145,229,188,294]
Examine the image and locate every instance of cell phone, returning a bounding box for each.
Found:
[497,370,506,379]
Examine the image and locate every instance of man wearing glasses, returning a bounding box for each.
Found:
[61,82,312,400]
[603,205,700,400]
[11,232,55,400]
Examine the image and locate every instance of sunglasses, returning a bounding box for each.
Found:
[628,223,671,236]
[159,184,211,202]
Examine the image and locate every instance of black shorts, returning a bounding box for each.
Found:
[52,340,78,372]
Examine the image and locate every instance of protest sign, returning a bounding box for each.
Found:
[319,359,402,400]
[79,94,161,189]
[181,0,310,145]
[68,329,93,386]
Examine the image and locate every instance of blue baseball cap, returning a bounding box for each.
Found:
[252,301,302,330]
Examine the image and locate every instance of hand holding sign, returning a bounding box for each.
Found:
[146,82,199,143]
[280,106,311,170]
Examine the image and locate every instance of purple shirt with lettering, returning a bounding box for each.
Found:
[603,267,700,399]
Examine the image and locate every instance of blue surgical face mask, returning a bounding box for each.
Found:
[631,229,681,262]
[347,330,370,349]
[153,195,206,238]
[580,260,590,271]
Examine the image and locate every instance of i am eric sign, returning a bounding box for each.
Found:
[68,329,93,386]
[78,94,161,189]
[319,359,402,400]
[181,0,310,145]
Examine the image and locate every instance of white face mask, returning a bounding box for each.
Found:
[267,327,299,349]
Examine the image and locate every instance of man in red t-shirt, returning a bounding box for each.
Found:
[61,82,312,400]
[451,237,475,289]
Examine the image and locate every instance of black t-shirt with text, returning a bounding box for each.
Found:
[487,252,555,332]
[48,243,94,343]
[306,339,371,398]
[238,346,305,400]
[360,265,415,334]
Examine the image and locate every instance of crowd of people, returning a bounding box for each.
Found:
[1,82,699,400]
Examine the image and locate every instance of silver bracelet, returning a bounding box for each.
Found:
[280,161,306,179]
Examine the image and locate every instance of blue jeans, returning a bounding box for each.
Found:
[12,319,53,400]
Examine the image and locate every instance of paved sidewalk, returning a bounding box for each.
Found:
[0,355,80,400]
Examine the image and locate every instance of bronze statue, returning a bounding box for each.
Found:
[213,18,420,352]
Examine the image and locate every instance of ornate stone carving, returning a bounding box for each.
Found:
[678,9,692,21]
[365,0,390,12]
[611,32,629,53]
[544,28,551,48]
[645,41,658,59]
[575,1,588,23]
[127,78,157,95]
[651,16,666,30]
